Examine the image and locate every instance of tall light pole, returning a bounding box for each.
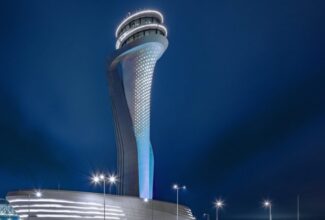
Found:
[173,184,186,220]
[144,198,154,220]
[297,195,300,220]
[203,213,210,220]
[93,174,106,220]
[29,190,42,220]
[92,173,118,220]
[214,200,224,220]
[263,200,272,220]
[28,193,30,220]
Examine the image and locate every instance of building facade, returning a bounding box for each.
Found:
[108,10,168,199]
[7,190,195,220]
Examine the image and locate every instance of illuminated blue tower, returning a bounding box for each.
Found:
[108,10,168,199]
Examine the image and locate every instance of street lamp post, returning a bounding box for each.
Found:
[101,175,106,220]
[28,190,42,220]
[92,175,106,220]
[214,200,224,220]
[263,200,272,220]
[173,184,186,220]
[297,195,300,220]
[203,213,210,220]
[28,193,30,220]
[92,173,118,220]
[144,198,154,220]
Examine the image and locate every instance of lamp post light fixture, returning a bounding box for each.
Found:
[92,173,118,220]
[263,200,272,220]
[214,199,224,220]
[203,213,210,220]
[28,193,30,220]
[35,191,42,198]
[108,174,117,194]
[28,190,42,219]
[173,184,186,220]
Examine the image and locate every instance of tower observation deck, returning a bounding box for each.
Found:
[108,10,168,200]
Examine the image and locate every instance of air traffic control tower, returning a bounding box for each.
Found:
[108,10,168,200]
[6,10,196,220]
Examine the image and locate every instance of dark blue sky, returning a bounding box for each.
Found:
[0,0,325,219]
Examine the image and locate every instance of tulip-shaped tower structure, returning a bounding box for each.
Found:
[108,10,168,199]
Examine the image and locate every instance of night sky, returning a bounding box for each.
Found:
[0,0,325,219]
